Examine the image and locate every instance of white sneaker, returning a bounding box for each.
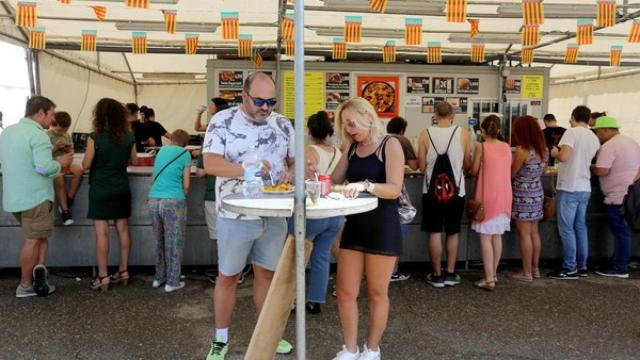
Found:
[332,345,359,360]
[164,281,185,293]
[152,280,163,288]
[359,344,381,360]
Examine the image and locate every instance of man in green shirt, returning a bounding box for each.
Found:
[0,96,73,298]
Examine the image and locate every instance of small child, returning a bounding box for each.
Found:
[148,129,192,293]
[48,111,84,225]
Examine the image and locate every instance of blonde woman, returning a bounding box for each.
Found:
[330,98,405,360]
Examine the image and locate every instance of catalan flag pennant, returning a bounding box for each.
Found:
[238,34,252,58]
[564,44,579,64]
[132,32,147,54]
[81,30,97,52]
[521,47,534,65]
[281,13,294,41]
[162,10,177,34]
[405,18,422,46]
[521,24,540,46]
[446,0,467,23]
[221,12,239,40]
[126,0,149,9]
[57,0,70,4]
[253,50,263,68]
[332,37,347,60]
[28,27,45,49]
[185,33,199,55]
[469,19,479,39]
[597,0,616,28]
[522,0,544,25]
[16,2,37,28]
[629,20,640,43]
[471,43,485,63]
[369,0,388,13]
[288,0,295,3]
[92,6,107,21]
[427,41,442,64]
[610,45,623,67]
[284,39,294,56]
[576,19,593,45]
[383,40,396,63]
[344,16,362,43]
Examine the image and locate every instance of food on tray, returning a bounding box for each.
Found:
[219,71,235,82]
[264,183,294,192]
[361,81,395,113]
[327,73,342,83]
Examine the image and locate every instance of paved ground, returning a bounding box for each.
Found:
[1,265,640,360]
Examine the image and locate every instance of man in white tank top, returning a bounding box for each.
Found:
[417,102,471,288]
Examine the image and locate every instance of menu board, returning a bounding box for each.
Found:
[505,78,522,94]
[522,75,544,99]
[218,90,243,106]
[407,76,430,94]
[357,75,400,118]
[325,72,350,110]
[421,97,434,113]
[432,77,455,94]
[457,78,479,94]
[282,71,324,120]
[446,97,468,113]
[218,71,244,89]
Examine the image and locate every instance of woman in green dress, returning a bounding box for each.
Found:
[82,98,137,291]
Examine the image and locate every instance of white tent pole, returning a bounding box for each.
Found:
[293,0,306,358]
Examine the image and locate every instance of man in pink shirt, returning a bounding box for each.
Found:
[591,116,640,278]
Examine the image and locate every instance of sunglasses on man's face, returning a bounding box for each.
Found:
[247,93,277,108]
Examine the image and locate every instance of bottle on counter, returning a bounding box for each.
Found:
[242,147,264,198]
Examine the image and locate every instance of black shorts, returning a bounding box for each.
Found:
[421,194,465,235]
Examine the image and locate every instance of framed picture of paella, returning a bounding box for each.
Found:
[357,75,400,118]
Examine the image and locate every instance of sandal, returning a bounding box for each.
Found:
[473,279,496,291]
[532,268,541,279]
[511,271,533,282]
[90,275,110,291]
[110,270,130,286]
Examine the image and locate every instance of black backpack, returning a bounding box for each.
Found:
[426,126,461,204]
[622,179,640,232]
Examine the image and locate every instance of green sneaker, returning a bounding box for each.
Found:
[277,339,293,355]
[206,340,228,360]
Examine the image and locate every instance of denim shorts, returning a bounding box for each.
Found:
[216,216,287,276]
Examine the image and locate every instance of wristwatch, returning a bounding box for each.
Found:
[363,180,376,193]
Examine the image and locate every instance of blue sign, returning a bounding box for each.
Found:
[468,118,478,126]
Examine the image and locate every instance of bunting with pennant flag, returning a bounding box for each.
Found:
[162,10,177,34]
[521,47,534,65]
[92,6,106,21]
[221,12,239,40]
[238,34,252,58]
[57,0,70,4]
[369,0,388,13]
[383,40,396,63]
[81,30,97,52]
[126,0,149,9]
[185,33,199,55]
[564,44,579,64]
[405,18,422,46]
[471,43,485,63]
[629,20,640,43]
[610,45,622,66]
[597,0,616,28]
[16,2,37,28]
[344,16,362,43]
[521,24,539,46]
[132,32,147,54]
[28,27,45,49]
[522,0,544,25]
[576,19,593,45]
[469,19,479,39]
[284,39,294,56]
[446,0,467,23]
[281,13,294,41]
[427,41,442,63]
[253,50,263,68]
[332,37,347,60]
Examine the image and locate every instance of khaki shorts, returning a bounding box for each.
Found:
[13,201,54,239]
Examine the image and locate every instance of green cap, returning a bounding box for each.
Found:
[593,115,621,129]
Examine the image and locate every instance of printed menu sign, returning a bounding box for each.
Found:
[325,72,350,91]
[505,78,522,94]
[218,71,243,89]
[457,78,479,94]
[432,77,455,94]
[326,92,349,110]
[407,77,430,94]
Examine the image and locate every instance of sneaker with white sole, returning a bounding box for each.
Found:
[152,280,163,288]
[390,271,410,282]
[332,345,360,360]
[61,209,74,226]
[595,267,630,279]
[33,264,50,296]
[276,339,293,354]
[164,281,185,293]
[205,340,228,360]
[16,284,37,298]
[359,344,381,360]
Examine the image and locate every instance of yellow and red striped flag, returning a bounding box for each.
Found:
[427,41,442,63]
[576,19,593,45]
[344,16,362,43]
[185,33,199,55]
[284,39,294,56]
[132,32,147,54]
[383,40,396,63]
[446,0,467,23]
[405,18,422,46]
[288,0,294,3]
[629,20,640,43]
[81,30,97,52]
[521,24,539,46]
[332,37,347,60]
[126,0,148,9]
[221,12,239,40]
[522,0,544,25]
[469,19,479,39]
[564,44,579,64]
[92,6,106,21]
[57,0,70,4]
[597,0,617,28]
[253,51,263,68]
[16,2,37,28]
[521,47,534,64]
[471,43,485,63]
[238,34,252,58]
[369,0,388,13]
[162,10,177,34]
[281,13,294,41]
[610,45,622,66]
[28,27,45,49]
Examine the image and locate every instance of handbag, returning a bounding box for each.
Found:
[543,173,556,220]
[398,184,416,224]
[466,143,485,222]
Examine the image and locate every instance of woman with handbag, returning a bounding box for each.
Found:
[469,115,512,291]
[510,116,547,282]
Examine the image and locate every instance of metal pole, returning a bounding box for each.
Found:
[33,50,41,96]
[293,0,306,359]
[25,48,36,97]
[275,0,286,113]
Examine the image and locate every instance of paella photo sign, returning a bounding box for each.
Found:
[357,75,400,118]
